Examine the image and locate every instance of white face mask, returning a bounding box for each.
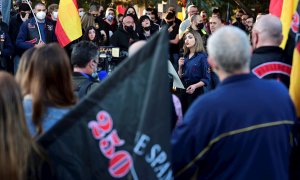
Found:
[36,11,46,20]
[107,14,114,21]
[52,11,58,20]
[79,11,85,18]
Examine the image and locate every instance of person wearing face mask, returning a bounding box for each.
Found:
[16,2,57,52]
[71,41,100,99]
[162,6,182,26]
[165,11,180,71]
[78,7,85,18]
[143,7,159,32]
[124,6,139,29]
[110,15,139,52]
[187,14,208,50]
[250,15,290,88]
[47,4,58,23]
[99,8,117,45]
[232,10,247,32]
[9,3,32,73]
[138,15,155,40]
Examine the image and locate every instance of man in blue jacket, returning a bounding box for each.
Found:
[172,26,297,179]
[16,2,56,50]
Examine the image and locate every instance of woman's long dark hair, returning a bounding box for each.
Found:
[22,43,77,136]
[125,6,139,24]
[82,26,103,46]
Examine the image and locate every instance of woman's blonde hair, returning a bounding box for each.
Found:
[81,13,96,32]
[15,48,36,91]
[182,28,205,55]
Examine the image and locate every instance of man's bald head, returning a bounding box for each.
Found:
[123,15,134,24]
[252,14,283,48]
[122,15,135,31]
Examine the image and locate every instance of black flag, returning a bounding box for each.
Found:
[38,29,173,179]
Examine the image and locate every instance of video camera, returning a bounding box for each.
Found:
[98,46,128,74]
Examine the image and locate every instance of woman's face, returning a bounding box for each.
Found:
[184,33,196,48]
[88,29,96,41]
[127,8,135,15]
[142,19,150,27]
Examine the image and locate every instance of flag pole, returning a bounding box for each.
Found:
[25,0,43,44]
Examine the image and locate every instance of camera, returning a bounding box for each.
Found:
[98,46,125,75]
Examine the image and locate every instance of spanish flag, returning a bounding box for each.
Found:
[283,0,300,117]
[55,0,82,47]
[279,0,299,49]
[269,0,283,17]
[290,41,300,117]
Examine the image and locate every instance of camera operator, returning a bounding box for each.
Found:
[71,41,100,98]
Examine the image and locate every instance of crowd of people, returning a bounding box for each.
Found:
[0,0,299,179]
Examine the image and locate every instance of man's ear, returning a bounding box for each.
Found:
[208,56,220,72]
[88,60,94,68]
[278,34,283,45]
[208,56,216,69]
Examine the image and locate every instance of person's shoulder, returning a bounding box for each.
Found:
[259,78,288,91]
[23,95,33,108]
[89,81,100,90]
[189,90,221,114]
[10,14,18,21]
[195,52,208,60]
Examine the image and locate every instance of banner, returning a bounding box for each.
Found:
[55,0,82,47]
[1,0,11,24]
[38,28,173,179]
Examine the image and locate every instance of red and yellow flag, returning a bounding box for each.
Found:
[290,42,300,117]
[55,0,82,47]
[280,0,299,48]
[272,0,300,117]
[269,0,283,17]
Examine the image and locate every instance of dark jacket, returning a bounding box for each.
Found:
[9,14,25,56]
[0,30,14,58]
[138,28,156,40]
[16,18,57,50]
[72,72,99,98]
[250,46,290,88]
[99,18,118,45]
[110,27,139,52]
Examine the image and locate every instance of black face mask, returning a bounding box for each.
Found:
[196,23,204,30]
[236,17,241,22]
[125,26,134,33]
[167,21,174,26]
[20,12,27,18]
[143,26,150,31]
